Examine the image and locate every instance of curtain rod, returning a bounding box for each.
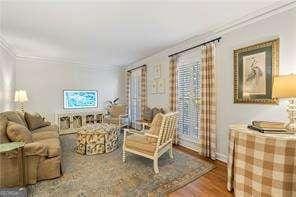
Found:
[126,64,146,72]
[168,37,221,57]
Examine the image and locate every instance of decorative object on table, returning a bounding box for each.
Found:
[233,39,279,104]
[14,90,28,112]
[154,64,161,79]
[28,134,214,196]
[104,97,120,110]
[151,80,157,94]
[157,78,165,94]
[103,104,128,128]
[123,112,178,174]
[76,123,119,155]
[272,74,296,132]
[0,142,25,187]
[247,120,292,133]
[228,124,296,197]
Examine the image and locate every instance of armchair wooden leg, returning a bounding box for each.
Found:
[122,148,126,163]
[169,144,174,159]
[153,158,159,174]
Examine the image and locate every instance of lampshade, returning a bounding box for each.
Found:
[272,74,296,98]
[15,90,28,102]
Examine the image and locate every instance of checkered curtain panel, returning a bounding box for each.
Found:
[169,55,179,145]
[199,43,216,160]
[227,128,296,196]
[140,65,147,119]
[126,70,131,120]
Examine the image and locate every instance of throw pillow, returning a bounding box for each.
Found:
[151,107,165,118]
[142,107,153,122]
[147,113,163,143]
[24,112,50,131]
[0,116,10,143]
[6,121,33,143]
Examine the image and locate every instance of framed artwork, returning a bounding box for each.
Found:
[154,64,161,79]
[157,79,165,94]
[152,80,157,94]
[233,39,279,104]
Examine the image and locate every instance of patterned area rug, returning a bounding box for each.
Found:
[28,134,214,197]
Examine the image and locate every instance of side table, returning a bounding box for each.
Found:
[0,142,25,187]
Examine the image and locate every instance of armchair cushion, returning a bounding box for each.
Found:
[24,112,50,131]
[6,122,33,143]
[109,105,126,118]
[35,138,61,157]
[125,134,156,156]
[0,116,9,143]
[104,117,119,124]
[23,142,47,156]
[142,107,153,122]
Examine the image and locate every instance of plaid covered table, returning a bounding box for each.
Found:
[227,124,296,197]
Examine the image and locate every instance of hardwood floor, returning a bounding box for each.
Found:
[169,146,234,197]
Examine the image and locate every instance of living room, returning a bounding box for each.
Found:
[0,1,295,197]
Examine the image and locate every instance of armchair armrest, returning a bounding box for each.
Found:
[145,133,159,139]
[119,114,129,118]
[23,142,47,157]
[123,128,145,136]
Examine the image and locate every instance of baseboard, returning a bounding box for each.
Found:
[216,153,227,163]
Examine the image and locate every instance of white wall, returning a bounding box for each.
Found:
[15,58,121,121]
[127,7,296,161]
[0,45,15,111]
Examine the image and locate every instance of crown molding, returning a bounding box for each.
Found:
[128,1,296,66]
[15,55,120,70]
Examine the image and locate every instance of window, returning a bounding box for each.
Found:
[177,51,201,150]
[129,70,141,128]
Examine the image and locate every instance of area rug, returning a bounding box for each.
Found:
[28,134,214,197]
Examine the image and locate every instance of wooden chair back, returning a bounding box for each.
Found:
[156,112,178,148]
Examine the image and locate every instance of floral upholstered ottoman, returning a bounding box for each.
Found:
[76,123,119,155]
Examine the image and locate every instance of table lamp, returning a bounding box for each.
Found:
[15,90,28,112]
[272,74,296,132]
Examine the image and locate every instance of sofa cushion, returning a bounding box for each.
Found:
[6,121,33,143]
[125,134,156,156]
[35,138,61,157]
[0,111,28,128]
[24,112,50,131]
[32,131,59,141]
[0,116,10,143]
[32,125,58,133]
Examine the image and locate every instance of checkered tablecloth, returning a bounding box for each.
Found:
[227,124,296,197]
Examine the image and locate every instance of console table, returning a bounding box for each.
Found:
[227,124,296,197]
[55,110,107,135]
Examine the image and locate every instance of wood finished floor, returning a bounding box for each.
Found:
[169,146,234,197]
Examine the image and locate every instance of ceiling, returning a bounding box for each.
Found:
[0,1,284,67]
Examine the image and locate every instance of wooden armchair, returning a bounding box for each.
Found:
[122,112,177,173]
[103,104,128,128]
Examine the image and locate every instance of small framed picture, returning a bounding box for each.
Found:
[154,64,161,79]
[152,80,157,94]
[157,79,165,94]
[233,39,279,104]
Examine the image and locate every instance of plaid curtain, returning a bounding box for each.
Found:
[140,65,147,119]
[199,43,216,160]
[169,56,179,144]
[126,70,131,118]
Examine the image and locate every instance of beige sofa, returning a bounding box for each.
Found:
[0,111,62,187]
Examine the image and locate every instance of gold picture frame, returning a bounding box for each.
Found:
[233,39,279,104]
